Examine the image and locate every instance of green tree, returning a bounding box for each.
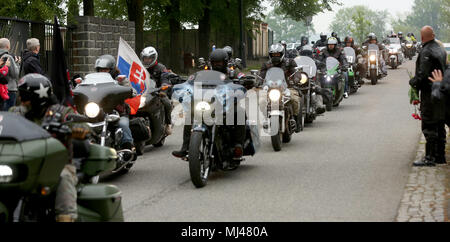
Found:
[265,9,315,43]
[0,0,65,22]
[330,6,389,44]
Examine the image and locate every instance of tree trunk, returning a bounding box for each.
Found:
[126,0,144,54]
[198,0,211,59]
[167,0,182,73]
[83,0,94,16]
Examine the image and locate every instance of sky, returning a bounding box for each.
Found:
[263,0,415,37]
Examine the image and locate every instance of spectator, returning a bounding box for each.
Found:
[429,68,450,129]
[409,26,448,166]
[22,38,45,75]
[0,38,19,111]
[0,57,11,107]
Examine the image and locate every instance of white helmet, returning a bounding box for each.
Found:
[141,47,158,68]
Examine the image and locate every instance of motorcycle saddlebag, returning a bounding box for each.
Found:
[130,117,150,142]
[77,184,124,222]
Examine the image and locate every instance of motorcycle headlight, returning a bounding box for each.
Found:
[0,165,13,183]
[269,89,281,101]
[195,101,211,112]
[326,76,332,82]
[300,74,308,85]
[369,55,376,62]
[85,102,100,118]
[406,44,413,48]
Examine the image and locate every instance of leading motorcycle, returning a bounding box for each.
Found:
[172,70,259,188]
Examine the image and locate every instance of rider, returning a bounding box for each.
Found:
[344,36,365,85]
[296,36,310,52]
[10,74,87,222]
[362,33,388,76]
[172,49,247,160]
[398,32,406,44]
[318,37,350,98]
[260,43,302,132]
[298,45,326,114]
[94,55,136,156]
[141,46,173,135]
[223,45,243,73]
[314,33,328,49]
[408,32,417,43]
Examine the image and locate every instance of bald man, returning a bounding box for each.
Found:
[409,26,448,166]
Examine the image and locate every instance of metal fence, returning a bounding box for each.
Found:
[0,17,74,77]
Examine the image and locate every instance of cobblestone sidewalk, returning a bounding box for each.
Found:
[396,128,450,222]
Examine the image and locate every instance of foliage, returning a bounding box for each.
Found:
[265,9,315,43]
[272,0,340,22]
[0,0,65,22]
[330,5,389,44]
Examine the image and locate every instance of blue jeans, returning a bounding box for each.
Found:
[2,91,16,111]
[119,116,134,145]
[343,72,349,93]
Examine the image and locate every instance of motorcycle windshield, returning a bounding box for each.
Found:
[368,44,380,51]
[388,38,400,45]
[0,112,50,142]
[343,47,356,64]
[187,70,227,86]
[81,73,117,85]
[264,67,287,89]
[326,57,339,75]
[294,56,317,77]
[73,81,133,115]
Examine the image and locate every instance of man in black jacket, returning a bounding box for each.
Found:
[22,38,45,75]
[409,26,448,166]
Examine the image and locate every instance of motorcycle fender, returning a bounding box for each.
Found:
[0,201,9,222]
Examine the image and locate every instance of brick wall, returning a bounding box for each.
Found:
[72,16,135,77]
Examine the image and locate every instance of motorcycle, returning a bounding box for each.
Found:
[343,47,360,93]
[318,57,345,111]
[72,73,136,174]
[403,40,415,60]
[386,38,403,69]
[365,44,382,85]
[172,70,259,188]
[258,67,303,151]
[294,56,318,124]
[0,112,124,222]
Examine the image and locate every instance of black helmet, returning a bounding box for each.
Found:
[18,74,55,119]
[209,49,229,74]
[300,45,313,57]
[320,33,327,42]
[398,31,403,37]
[95,54,119,78]
[344,36,354,46]
[332,32,338,38]
[223,46,233,59]
[301,36,309,46]
[269,43,285,65]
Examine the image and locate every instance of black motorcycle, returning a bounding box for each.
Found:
[172,70,259,188]
[294,56,318,124]
[73,73,136,174]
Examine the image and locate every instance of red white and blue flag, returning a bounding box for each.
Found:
[117,37,155,114]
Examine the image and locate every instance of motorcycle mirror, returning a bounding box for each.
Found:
[106,114,121,123]
[250,70,259,76]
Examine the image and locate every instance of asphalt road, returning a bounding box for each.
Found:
[108,59,421,222]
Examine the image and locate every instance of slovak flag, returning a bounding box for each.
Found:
[117,37,155,114]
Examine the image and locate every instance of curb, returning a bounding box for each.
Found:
[396,127,450,222]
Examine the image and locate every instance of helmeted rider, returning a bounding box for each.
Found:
[298,45,327,114]
[223,45,243,73]
[362,33,388,76]
[10,74,87,222]
[318,37,350,98]
[141,46,173,135]
[398,32,406,44]
[172,49,247,161]
[94,54,136,158]
[260,43,302,132]
[296,36,310,52]
[344,36,365,85]
[314,33,328,48]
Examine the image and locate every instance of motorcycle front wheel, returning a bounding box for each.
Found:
[270,115,282,152]
[189,132,210,188]
[370,69,378,85]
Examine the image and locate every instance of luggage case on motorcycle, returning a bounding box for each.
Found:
[130,117,150,142]
[77,184,124,222]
